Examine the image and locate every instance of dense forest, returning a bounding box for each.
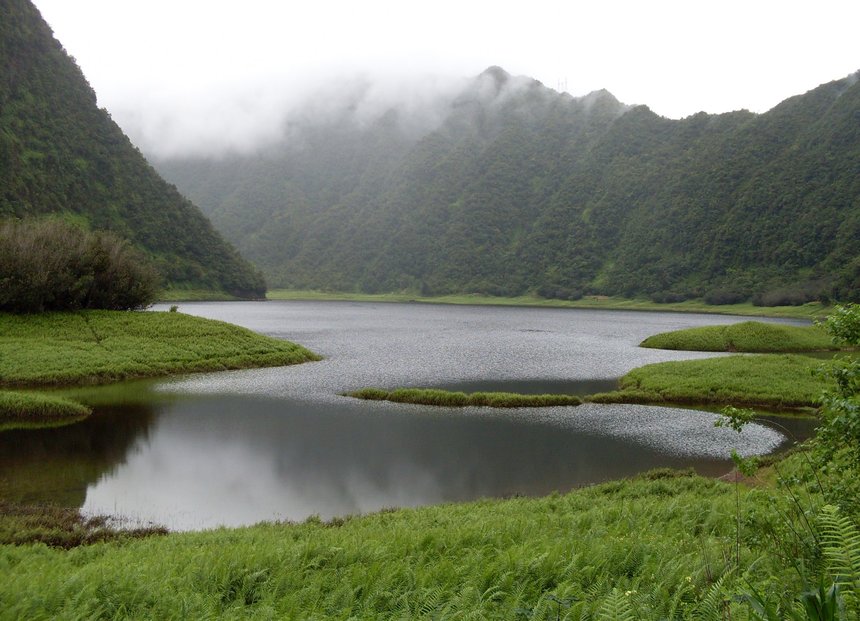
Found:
[157,66,860,303]
[0,0,265,297]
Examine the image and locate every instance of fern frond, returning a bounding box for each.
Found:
[819,504,860,597]
[596,588,636,621]
[694,574,727,621]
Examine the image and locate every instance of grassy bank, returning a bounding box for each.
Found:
[640,321,837,352]
[590,354,831,410]
[157,288,244,302]
[0,463,823,620]
[0,310,320,421]
[268,289,828,320]
[349,387,582,408]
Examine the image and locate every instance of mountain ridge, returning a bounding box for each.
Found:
[0,0,266,297]
[155,66,860,303]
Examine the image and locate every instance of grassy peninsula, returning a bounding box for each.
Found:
[640,321,838,352]
[0,310,320,422]
[589,354,831,410]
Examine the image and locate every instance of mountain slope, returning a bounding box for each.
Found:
[156,67,860,303]
[0,0,265,297]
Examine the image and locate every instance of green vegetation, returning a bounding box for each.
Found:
[1,310,859,617]
[0,459,854,620]
[0,0,265,297]
[0,501,166,549]
[0,219,159,312]
[590,354,830,410]
[640,321,838,352]
[269,289,830,319]
[0,310,320,422]
[349,387,582,408]
[0,390,90,421]
[0,310,320,388]
[160,66,860,302]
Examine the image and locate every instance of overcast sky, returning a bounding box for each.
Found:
[32,0,860,157]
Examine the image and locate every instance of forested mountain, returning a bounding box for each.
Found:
[156,66,860,303]
[0,0,265,297]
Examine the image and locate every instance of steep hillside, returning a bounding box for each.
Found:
[0,0,265,297]
[157,67,860,303]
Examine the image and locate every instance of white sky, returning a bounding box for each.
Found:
[32,0,860,157]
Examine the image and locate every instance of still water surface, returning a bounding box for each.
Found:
[0,302,810,530]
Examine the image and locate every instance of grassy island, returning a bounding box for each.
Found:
[348,387,582,408]
[640,321,837,352]
[0,310,320,422]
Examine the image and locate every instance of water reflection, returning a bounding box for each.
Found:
[0,404,159,507]
[73,394,784,530]
[1,302,810,530]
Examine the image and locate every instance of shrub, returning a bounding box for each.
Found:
[650,291,689,304]
[703,287,748,305]
[0,219,160,312]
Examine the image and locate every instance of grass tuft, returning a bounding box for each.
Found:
[0,390,91,420]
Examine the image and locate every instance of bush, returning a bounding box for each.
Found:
[0,219,160,313]
[650,291,689,304]
[703,287,748,305]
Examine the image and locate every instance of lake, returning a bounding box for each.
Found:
[0,301,810,530]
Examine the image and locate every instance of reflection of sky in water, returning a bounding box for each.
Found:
[82,396,784,530]
[74,303,808,529]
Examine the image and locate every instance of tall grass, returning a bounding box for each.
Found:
[0,469,795,620]
[640,321,837,352]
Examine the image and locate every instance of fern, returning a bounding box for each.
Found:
[818,504,860,614]
[596,589,636,621]
[694,575,727,621]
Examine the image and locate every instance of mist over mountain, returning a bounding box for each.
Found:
[153,65,860,303]
[0,0,265,297]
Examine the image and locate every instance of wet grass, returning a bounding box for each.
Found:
[640,321,838,352]
[348,387,582,407]
[0,501,166,549]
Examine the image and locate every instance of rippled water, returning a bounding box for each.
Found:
[0,301,808,530]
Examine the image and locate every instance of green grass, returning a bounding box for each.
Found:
[157,288,244,302]
[268,289,830,320]
[0,310,320,388]
[0,466,813,620]
[589,354,833,410]
[640,321,838,352]
[348,387,582,408]
[0,390,91,421]
[0,310,320,422]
